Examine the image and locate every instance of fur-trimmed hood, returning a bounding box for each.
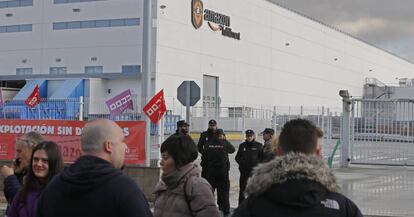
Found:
[246,153,340,197]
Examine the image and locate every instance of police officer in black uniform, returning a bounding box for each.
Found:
[199,125,235,216]
[197,119,218,178]
[235,129,263,205]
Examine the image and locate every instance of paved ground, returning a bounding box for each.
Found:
[334,165,414,217]
[195,140,414,217]
[1,164,412,217]
[1,139,413,217]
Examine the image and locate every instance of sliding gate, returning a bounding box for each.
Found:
[349,99,414,166]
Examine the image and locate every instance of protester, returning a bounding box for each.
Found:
[201,129,235,216]
[271,136,279,156]
[1,132,44,204]
[38,119,152,217]
[8,141,64,217]
[174,120,190,135]
[235,129,263,205]
[260,128,275,162]
[197,119,218,178]
[233,119,363,217]
[153,134,220,217]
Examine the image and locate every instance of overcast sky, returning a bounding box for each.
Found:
[270,0,414,62]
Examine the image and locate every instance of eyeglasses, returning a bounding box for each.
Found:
[246,135,254,137]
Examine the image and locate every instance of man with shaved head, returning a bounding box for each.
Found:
[38,119,153,217]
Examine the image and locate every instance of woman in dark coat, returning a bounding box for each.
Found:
[8,141,64,217]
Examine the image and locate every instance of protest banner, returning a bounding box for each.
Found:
[0,119,146,164]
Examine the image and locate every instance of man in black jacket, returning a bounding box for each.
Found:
[174,120,189,135]
[38,119,152,217]
[233,119,362,217]
[235,129,263,205]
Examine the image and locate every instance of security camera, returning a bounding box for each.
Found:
[339,90,349,98]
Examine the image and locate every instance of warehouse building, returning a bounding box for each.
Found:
[0,0,413,119]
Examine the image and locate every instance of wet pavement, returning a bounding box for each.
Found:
[199,141,414,217]
[334,165,414,217]
[226,164,414,217]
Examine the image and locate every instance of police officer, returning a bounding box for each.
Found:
[235,129,263,205]
[201,128,235,216]
[174,120,189,135]
[261,128,275,162]
[197,119,218,178]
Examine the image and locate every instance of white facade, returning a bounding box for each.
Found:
[155,0,414,111]
[1,0,414,112]
[0,0,144,75]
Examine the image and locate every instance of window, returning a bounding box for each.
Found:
[54,0,104,4]
[110,19,125,27]
[49,67,67,75]
[81,20,95,28]
[125,18,140,26]
[53,18,140,30]
[0,24,32,33]
[6,25,19,32]
[122,65,140,74]
[19,0,32,6]
[16,68,33,75]
[0,0,33,8]
[53,22,67,30]
[19,24,32,32]
[85,66,103,74]
[7,1,19,7]
[95,20,109,28]
[67,21,81,29]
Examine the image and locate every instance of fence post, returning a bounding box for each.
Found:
[272,106,277,134]
[79,96,84,121]
[242,106,246,133]
[321,106,325,132]
[327,108,331,144]
[300,105,303,118]
[340,90,351,168]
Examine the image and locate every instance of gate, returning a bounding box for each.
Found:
[345,98,414,166]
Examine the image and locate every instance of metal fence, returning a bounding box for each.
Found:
[0,96,180,135]
[1,96,343,166]
[1,98,81,120]
[348,99,414,166]
[189,104,342,167]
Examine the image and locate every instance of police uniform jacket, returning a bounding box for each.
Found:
[235,140,263,172]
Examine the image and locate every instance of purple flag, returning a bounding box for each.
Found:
[0,88,3,109]
[105,89,133,116]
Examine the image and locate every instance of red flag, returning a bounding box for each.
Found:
[143,89,167,124]
[25,85,41,108]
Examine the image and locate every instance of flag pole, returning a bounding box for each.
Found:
[156,111,164,166]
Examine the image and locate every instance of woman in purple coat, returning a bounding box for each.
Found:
[8,141,64,217]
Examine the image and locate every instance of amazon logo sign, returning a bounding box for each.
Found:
[191,0,241,40]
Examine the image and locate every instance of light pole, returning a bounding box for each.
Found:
[142,0,152,166]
